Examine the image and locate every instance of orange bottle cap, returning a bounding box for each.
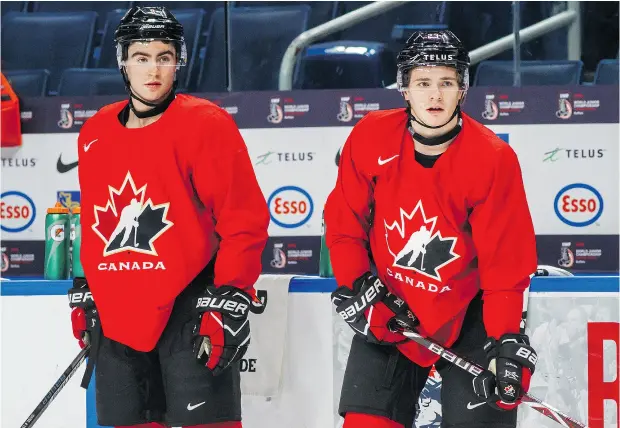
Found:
[47,202,69,214]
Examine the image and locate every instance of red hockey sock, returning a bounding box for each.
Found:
[343,412,404,428]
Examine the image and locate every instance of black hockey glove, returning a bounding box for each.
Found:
[473,333,537,411]
[68,277,99,349]
[331,272,419,345]
[193,285,266,376]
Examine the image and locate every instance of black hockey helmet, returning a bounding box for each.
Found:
[396,30,470,92]
[396,30,470,144]
[114,6,187,69]
[113,6,186,119]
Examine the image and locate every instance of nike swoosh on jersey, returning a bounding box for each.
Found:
[377,155,399,165]
[84,138,98,152]
[466,401,486,410]
[187,401,206,411]
[57,155,78,173]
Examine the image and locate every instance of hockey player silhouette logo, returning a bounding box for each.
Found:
[92,171,173,257]
[384,200,459,281]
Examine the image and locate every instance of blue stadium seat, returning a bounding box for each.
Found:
[336,2,448,50]
[58,68,125,96]
[97,9,130,68]
[1,12,97,93]
[32,1,130,34]
[133,1,220,11]
[234,1,337,29]
[32,1,130,13]
[294,41,396,89]
[198,6,310,92]
[3,69,50,97]
[474,60,584,86]
[98,9,204,91]
[593,59,619,85]
[1,1,26,15]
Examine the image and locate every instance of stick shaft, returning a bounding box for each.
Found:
[20,346,90,428]
[401,330,587,428]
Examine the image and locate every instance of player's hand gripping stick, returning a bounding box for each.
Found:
[389,320,588,428]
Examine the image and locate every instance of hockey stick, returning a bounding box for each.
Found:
[20,345,90,428]
[392,323,587,428]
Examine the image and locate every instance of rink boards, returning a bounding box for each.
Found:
[1,275,618,428]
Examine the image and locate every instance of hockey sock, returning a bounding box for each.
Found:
[343,412,404,428]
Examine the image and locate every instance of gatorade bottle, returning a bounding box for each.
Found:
[71,205,84,278]
[44,202,70,280]
[319,210,334,278]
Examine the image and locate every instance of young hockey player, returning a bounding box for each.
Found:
[325,30,539,428]
[69,7,269,428]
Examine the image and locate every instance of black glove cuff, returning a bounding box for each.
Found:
[482,337,498,360]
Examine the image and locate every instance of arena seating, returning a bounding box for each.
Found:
[0,1,618,95]
[196,5,311,92]
[57,68,125,96]
[3,69,50,97]
[474,60,584,86]
[1,11,97,93]
[593,59,620,85]
[294,41,397,89]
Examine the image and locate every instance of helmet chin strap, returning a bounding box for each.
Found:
[407,104,462,146]
[405,91,466,146]
[121,69,177,119]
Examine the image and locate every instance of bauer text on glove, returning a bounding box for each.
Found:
[331,272,419,345]
[193,285,254,376]
[472,333,537,411]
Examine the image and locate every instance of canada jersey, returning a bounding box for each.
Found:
[77,94,269,352]
[325,109,537,366]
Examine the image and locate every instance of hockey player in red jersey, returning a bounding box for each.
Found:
[325,30,539,428]
[68,7,269,428]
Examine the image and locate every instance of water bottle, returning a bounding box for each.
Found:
[44,202,70,280]
[319,210,334,278]
[71,205,84,278]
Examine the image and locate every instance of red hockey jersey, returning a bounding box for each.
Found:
[77,94,269,351]
[325,109,537,367]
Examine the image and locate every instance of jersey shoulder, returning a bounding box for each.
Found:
[173,94,232,123]
[461,112,518,165]
[79,100,126,136]
[349,108,408,150]
[173,94,245,157]
[341,108,408,174]
[354,108,408,132]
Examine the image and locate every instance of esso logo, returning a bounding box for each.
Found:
[554,183,603,227]
[268,186,314,228]
[0,191,36,232]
